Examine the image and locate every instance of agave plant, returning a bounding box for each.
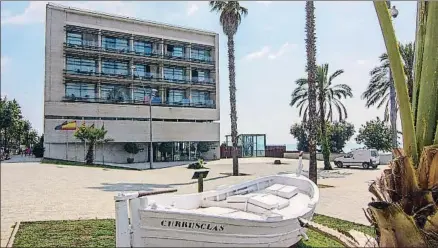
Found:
[301,2,438,247]
[364,2,438,247]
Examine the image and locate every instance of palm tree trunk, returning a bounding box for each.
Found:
[319,95,332,170]
[227,35,239,176]
[85,141,95,165]
[305,1,318,183]
[389,70,398,153]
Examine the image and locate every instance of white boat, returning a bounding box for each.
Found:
[114,168,319,247]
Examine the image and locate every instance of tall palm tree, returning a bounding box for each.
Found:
[305,1,318,183]
[290,64,353,122]
[361,42,414,121]
[210,1,247,176]
[291,64,352,170]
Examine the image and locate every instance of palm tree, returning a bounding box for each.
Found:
[362,42,414,151]
[361,42,414,121]
[291,64,352,170]
[290,64,353,122]
[304,1,318,183]
[210,1,248,176]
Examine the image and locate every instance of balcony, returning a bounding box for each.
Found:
[162,75,190,84]
[64,42,215,66]
[191,77,215,85]
[62,95,215,109]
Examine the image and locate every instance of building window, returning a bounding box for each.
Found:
[192,69,211,83]
[101,84,131,103]
[191,90,211,105]
[66,32,82,46]
[66,57,97,74]
[102,36,129,52]
[167,45,184,58]
[65,82,96,100]
[164,67,185,82]
[133,86,160,103]
[134,41,152,55]
[191,48,211,62]
[102,60,129,76]
[66,32,98,47]
[134,64,155,79]
[167,89,186,105]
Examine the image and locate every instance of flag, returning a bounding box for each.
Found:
[55,121,77,131]
[55,121,68,130]
[61,121,77,130]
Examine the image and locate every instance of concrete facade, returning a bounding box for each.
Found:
[44,3,220,164]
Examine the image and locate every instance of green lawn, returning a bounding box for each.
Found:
[13,214,374,247]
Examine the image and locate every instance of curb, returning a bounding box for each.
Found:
[6,221,20,247]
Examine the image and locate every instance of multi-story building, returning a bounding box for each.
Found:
[43,3,220,166]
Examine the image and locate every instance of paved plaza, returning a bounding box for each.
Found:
[0,157,386,247]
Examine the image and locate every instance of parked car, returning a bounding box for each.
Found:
[333,149,380,169]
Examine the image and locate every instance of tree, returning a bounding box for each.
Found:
[355,117,392,152]
[290,121,355,154]
[291,64,352,170]
[124,142,139,163]
[290,123,309,152]
[210,1,247,176]
[32,135,45,158]
[74,124,111,165]
[361,42,415,121]
[158,142,173,159]
[326,121,355,153]
[304,1,318,184]
[290,64,353,122]
[362,42,414,151]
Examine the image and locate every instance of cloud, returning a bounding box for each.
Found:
[1,1,137,25]
[256,1,272,6]
[187,2,199,16]
[244,42,296,61]
[268,42,296,60]
[244,46,271,61]
[1,56,10,71]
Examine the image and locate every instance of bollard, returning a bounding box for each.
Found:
[198,177,204,192]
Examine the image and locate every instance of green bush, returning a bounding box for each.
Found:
[32,135,45,158]
[124,142,139,155]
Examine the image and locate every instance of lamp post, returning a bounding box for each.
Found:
[131,65,157,169]
[387,2,399,154]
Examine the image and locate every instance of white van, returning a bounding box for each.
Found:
[333,149,380,169]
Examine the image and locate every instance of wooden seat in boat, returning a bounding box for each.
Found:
[227,193,290,210]
[264,184,299,199]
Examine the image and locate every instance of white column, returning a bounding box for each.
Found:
[97,82,101,100]
[98,56,102,74]
[130,35,134,52]
[114,198,130,247]
[160,39,164,56]
[160,64,164,80]
[98,30,102,48]
[186,44,192,59]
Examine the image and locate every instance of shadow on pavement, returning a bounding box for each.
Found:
[88,174,232,192]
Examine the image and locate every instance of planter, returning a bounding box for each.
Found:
[127,158,134,164]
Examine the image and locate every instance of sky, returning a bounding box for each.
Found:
[1,1,416,146]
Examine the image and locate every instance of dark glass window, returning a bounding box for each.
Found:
[133,64,154,78]
[102,36,129,52]
[191,90,210,105]
[164,67,185,82]
[101,84,131,102]
[66,32,82,46]
[167,45,184,57]
[66,57,97,74]
[133,86,157,103]
[134,41,152,55]
[102,60,129,76]
[191,48,211,61]
[65,83,96,99]
[167,89,185,104]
